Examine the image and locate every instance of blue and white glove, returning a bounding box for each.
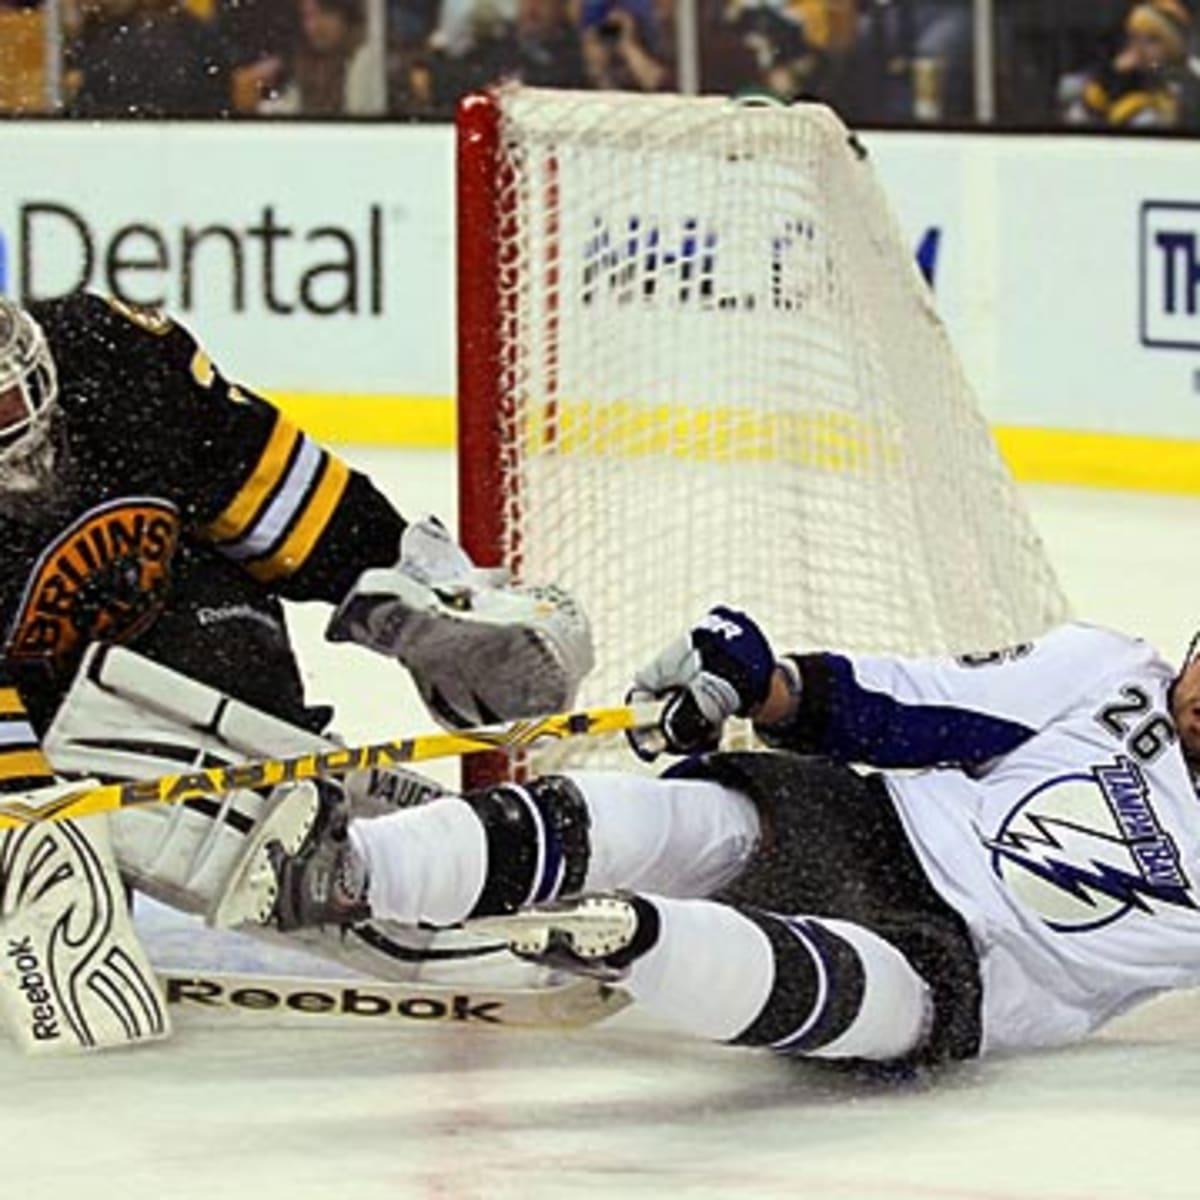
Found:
[627,607,776,760]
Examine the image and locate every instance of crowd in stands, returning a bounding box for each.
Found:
[1057,0,1200,129]
[55,0,383,116]
[1,0,1199,128]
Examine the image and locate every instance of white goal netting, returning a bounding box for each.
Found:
[457,88,1069,770]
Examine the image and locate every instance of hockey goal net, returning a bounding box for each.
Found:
[456,86,1068,772]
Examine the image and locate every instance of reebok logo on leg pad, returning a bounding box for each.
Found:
[0,821,170,1055]
[5,936,59,1043]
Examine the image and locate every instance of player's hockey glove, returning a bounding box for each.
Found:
[628,606,776,760]
[327,517,594,729]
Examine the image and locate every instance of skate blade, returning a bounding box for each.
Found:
[471,898,634,960]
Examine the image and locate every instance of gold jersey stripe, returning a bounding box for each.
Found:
[205,415,301,544]
[0,747,53,782]
[0,688,26,717]
[246,454,351,584]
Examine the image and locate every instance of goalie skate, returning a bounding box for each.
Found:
[269,801,369,932]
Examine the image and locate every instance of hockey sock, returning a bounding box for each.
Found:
[349,795,487,926]
[624,896,931,1061]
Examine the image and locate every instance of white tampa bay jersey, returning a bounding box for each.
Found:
[831,624,1200,1054]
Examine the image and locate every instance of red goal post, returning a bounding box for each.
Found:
[457,91,508,578]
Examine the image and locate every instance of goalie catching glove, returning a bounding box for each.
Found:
[628,606,778,759]
[327,517,594,728]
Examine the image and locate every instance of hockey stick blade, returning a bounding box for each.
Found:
[0,702,665,830]
[160,968,631,1030]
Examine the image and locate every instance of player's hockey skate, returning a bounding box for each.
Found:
[269,800,370,931]
[472,893,658,983]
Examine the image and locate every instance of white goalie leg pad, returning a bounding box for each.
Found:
[0,817,170,1054]
[41,646,499,987]
[44,645,325,929]
[117,781,320,929]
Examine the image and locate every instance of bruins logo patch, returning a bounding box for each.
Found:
[7,497,180,672]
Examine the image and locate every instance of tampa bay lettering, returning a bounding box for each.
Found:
[10,202,386,317]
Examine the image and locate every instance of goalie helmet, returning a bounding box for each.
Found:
[0,298,59,493]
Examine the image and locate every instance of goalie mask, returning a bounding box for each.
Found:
[0,299,59,495]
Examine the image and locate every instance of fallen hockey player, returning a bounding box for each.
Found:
[270,607,1200,1067]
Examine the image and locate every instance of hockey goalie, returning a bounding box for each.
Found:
[0,292,593,1053]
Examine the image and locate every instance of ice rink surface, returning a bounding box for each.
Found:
[8,448,1200,1200]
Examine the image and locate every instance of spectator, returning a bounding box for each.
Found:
[385,0,443,111]
[215,0,299,112]
[698,0,760,95]
[429,0,516,58]
[64,0,231,117]
[581,0,670,91]
[260,0,385,115]
[722,0,856,103]
[0,0,48,114]
[397,0,520,111]
[389,0,588,111]
[388,0,438,48]
[998,0,1130,126]
[513,0,586,88]
[1061,0,1200,130]
[909,0,972,120]
[842,0,973,122]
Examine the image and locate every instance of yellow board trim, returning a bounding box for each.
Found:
[264,391,1200,496]
[247,454,352,584]
[0,748,52,781]
[269,393,454,450]
[993,426,1200,495]
[206,415,301,543]
[0,688,26,718]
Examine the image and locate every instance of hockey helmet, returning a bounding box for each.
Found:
[0,298,57,462]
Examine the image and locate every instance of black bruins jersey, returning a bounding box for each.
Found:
[0,292,405,789]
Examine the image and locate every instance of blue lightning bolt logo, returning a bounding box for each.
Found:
[985,763,1195,933]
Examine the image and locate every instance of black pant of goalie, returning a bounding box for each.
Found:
[676,752,984,1066]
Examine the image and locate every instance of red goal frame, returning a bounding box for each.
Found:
[456,91,517,789]
[456,90,507,578]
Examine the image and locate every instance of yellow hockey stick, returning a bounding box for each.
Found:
[0,702,664,831]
